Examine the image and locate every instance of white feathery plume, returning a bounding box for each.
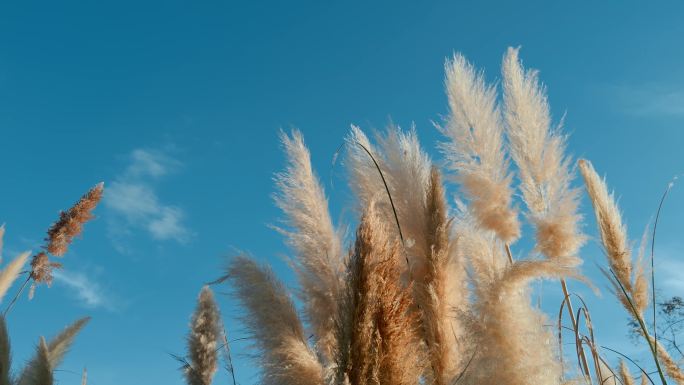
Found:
[274,129,344,361]
[458,228,571,385]
[17,338,52,385]
[347,126,469,383]
[226,256,324,385]
[578,159,649,314]
[345,125,433,278]
[502,47,584,265]
[0,251,30,304]
[185,286,221,385]
[18,317,89,385]
[441,53,520,243]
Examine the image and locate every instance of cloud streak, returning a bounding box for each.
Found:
[105,148,190,249]
[610,83,684,117]
[657,252,684,295]
[53,269,114,310]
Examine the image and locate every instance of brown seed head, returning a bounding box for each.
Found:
[46,183,104,257]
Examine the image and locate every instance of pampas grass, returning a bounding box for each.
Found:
[16,317,90,385]
[183,286,221,385]
[45,182,103,257]
[0,253,29,304]
[218,46,684,385]
[335,202,423,385]
[502,47,584,265]
[578,159,648,314]
[441,53,520,243]
[27,182,104,299]
[416,168,464,385]
[0,187,99,385]
[274,129,344,362]
[16,338,52,385]
[225,255,324,385]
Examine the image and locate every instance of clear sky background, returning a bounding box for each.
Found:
[0,1,683,384]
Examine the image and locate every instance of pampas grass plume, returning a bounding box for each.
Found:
[578,159,648,314]
[442,53,520,243]
[502,47,584,264]
[46,182,103,257]
[336,203,422,385]
[225,256,324,385]
[274,129,343,361]
[185,286,221,385]
[0,251,30,304]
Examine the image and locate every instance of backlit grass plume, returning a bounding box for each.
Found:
[335,202,422,385]
[0,192,96,385]
[415,168,464,385]
[218,47,684,385]
[345,127,467,383]
[29,183,104,298]
[183,286,221,385]
[579,159,672,384]
[16,317,90,385]
[225,256,324,385]
[441,53,520,243]
[345,126,433,278]
[45,182,104,257]
[502,47,584,264]
[578,159,648,313]
[274,129,344,362]
[619,360,636,385]
[457,217,572,385]
[0,253,30,304]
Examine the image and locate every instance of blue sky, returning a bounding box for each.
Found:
[0,1,683,384]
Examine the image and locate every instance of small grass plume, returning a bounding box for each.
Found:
[578,159,648,314]
[45,182,104,257]
[26,183,104,300]
[16,317,90,385]
[183,286,221,385]
[0,188,97,385]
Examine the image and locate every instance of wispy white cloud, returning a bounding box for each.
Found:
[53,269,114,310]
[610,83,684,117]
[657,251,684,295]
[105,148,190,250]
[126,148,181,178]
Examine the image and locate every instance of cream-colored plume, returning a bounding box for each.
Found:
[185,286,221,385]
[457,218,571,385]
[441,53,520,243]
[335,202,423,385]
[345,125,433,277]
[415,168,464,385]
[226,256,324,385]
[0,251,30,304]
[578,159,649,314]
[274,129,344,361]
[502,47,584,265]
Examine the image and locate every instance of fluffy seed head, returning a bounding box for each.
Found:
[46,183,104,257]
[336,203,423,385]
[273,129,343,361]
[502,47,584,263]
[579,159,648,314]
[441,53,520,243]
[185,286,221,385]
